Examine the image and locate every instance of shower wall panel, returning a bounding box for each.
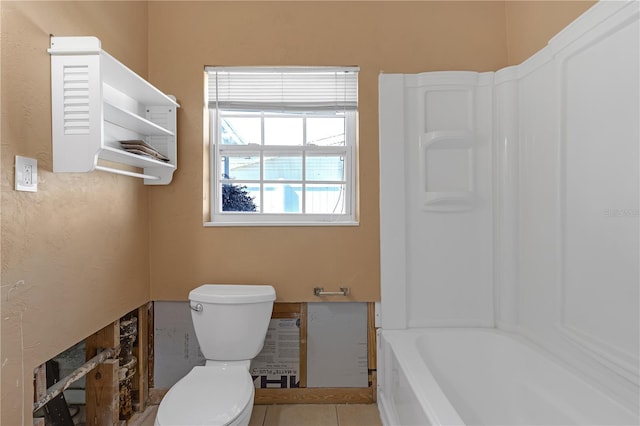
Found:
[513,1,639,407]
[380,72,495,328]
[380,0,639,409]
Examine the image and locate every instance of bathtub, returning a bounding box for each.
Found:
[377,329,639,426]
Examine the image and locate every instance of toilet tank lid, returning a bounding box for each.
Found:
[189,284,276,304]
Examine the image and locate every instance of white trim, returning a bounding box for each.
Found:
[205,65,360,73]
[378,73,408,330]
[209,108,357,224]
[407,318,494,328]
[204,220,359,228]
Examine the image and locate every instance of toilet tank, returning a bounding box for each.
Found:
[189,284,276,361]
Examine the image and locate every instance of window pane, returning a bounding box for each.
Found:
[221,182,259,212]
[307,117,345,146]
[305,184,346,214]
[220,116,261,145]
[263,183,302,213]
[264,155,302,180]
[221,155,260,180]
[305,155,345,181]
[264,117,303,146]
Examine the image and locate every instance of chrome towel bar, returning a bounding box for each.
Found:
[313,287,350,296]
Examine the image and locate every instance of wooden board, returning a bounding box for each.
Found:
[86,320,120,359]
[147,302,155,389]
[85,359,119,426]
[367,302,377,370]
[85,321,120,426]
[272,303,302,318]
[299,303,307,388]
[133,303,149,412]
[254,387,373,404]
[33,364,47,426]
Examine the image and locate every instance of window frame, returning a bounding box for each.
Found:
[206,108,358,226]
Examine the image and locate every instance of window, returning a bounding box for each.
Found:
[206,67,358,225]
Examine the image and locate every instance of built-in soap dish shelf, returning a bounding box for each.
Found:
[419,130,475,212]
[422,191,474,212]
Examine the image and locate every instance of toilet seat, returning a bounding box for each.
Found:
[155,365,254,426]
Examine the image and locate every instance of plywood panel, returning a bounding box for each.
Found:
[153,302,204,389]
[307,303,368,388]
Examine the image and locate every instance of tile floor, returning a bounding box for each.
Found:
[132,403,382,426]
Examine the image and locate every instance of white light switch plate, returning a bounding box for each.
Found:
[15,155,37,192]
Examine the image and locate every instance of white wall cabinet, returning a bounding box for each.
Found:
[49,36,179,184]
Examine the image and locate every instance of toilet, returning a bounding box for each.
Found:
[155,284,276,426]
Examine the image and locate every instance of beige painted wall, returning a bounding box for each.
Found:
[146,1,510,303]
[1,2,150,424]
[506,0,596,65]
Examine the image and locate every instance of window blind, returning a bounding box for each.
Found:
[206,66,359,111]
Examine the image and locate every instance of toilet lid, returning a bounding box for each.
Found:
[156,366,254,426]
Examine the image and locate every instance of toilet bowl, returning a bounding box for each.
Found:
[155,365,254,426]
[155,284,275,426]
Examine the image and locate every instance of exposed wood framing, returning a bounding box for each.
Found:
[298,303,308,388]
[33,348,116,412]
[253,301,376,404]
[272,303,302,319]
[33,364,47,402]
[133,303,150,412]
[147,301,379,406]
[367,302,377,370]
[86,359,119,426]
[86,320,120,359]
[367,301,377,402]
[147,302,154,389]
[86,320,120,426]
[371,370,378,403]
[33,364,47,426]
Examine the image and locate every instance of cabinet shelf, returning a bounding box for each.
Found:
[103,102,174,137]
[101,51,178,108]
[49,36,179,185]
[99,146,175,170]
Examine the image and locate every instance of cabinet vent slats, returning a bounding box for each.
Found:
[62,64,90,135]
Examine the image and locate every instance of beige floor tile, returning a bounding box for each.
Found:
[336,404,382,426]
[249,405,267,426]
[264,404,338,426]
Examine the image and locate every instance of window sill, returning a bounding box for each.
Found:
[204,220,359,227]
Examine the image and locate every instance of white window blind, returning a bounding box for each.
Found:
[206,66,359,111]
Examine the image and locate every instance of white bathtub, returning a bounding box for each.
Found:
[377,329,639,426]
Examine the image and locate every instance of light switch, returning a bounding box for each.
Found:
[15,155,37,192]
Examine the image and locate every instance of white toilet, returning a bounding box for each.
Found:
[155,284,276,426]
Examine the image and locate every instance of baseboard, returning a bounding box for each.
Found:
[150,386,374,405]
[254,387,374,404]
